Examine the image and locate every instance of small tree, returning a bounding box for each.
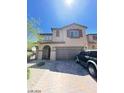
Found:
[27,17,42,50]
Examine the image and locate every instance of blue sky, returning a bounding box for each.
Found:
[27,0,97,34]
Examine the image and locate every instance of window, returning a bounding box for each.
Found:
[56,31,59,37]
[67,29,82,38]
[70,30,79,38]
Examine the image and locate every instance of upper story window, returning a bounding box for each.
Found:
[56,31,59,37]
[70,31,79,38]
[67,29,82,38]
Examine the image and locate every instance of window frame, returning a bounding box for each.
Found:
[70,30,80,38]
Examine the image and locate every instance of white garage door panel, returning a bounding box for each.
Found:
[56,47,81,60]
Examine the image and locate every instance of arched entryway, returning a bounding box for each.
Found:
[42,45,51,60]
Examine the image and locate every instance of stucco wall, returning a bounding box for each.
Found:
[38,24,91,60]
[87,34,97,49]
[52,30,64,42]
[52,24,88,47]
[87,34,97,43]
[88,43,97,49]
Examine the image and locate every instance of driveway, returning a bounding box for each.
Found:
[28,60,96,93]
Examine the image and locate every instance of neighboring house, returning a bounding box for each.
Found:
[37,23,96,60]
[87,34,97,49]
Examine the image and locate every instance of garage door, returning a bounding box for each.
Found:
[56,47,81,60]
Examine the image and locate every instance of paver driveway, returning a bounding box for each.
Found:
[27,60,96,93]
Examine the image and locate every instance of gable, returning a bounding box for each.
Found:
[61,23,87,30]
[51,23,87,31]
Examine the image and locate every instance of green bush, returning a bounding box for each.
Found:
[27,68,30,80]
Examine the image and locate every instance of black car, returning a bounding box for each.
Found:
[75,50,97,77]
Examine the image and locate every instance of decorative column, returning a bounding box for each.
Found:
[50,47,56,60]
[38,46,43,60]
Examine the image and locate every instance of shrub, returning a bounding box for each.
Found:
[27,68,30,80]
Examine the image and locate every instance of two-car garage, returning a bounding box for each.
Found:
[56,47,81,60]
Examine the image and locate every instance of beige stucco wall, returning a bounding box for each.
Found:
[87,34,97,49]
[52,24,88,47]
[38,50,43,60]
[88,43,97,49]
[52,30,64,42]
[38,24,89,60]
[87,35,97,43]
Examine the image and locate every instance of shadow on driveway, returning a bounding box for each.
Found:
[29,60,89,76]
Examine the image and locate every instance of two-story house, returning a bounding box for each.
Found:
[37,23,94,60]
